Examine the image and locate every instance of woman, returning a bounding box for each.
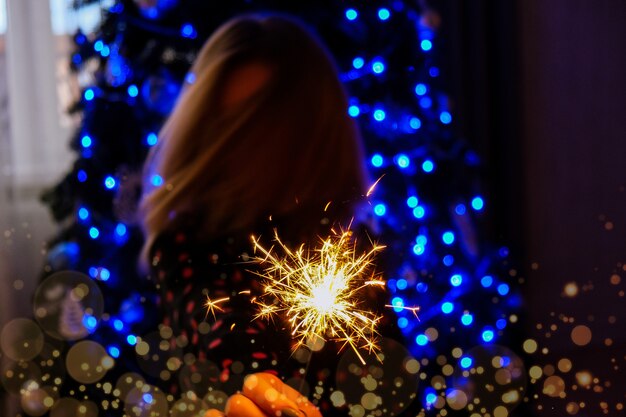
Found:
[140,14,375,417]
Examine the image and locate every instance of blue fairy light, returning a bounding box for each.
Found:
[496,319,507,329]
[472,196,484,211]
[81,135,92,148]
[497,283,510,296]
[422,160,435,173]
[372,60,385,74]
[101,46,110,57]
[481,275,493,287]
[413,206,425,219]
[89,227,100,239]
[151,174,163,187]
[371,154,384,167]
[352,57,364,69]
[348,105,360,117]
[414,83,427,96]
[88,267,98,278]
[373,109,386,121]
[429,67,440,77]
[396,154,410,168]
[378,8,391,21]
[442,231,455,245]
[185,73,196,85]
[460,357,473,368]
[72,54,82,65]
[416,282,428,293]
[409,117,421,130]
[499,246,510,257]
[115,223,127,237]
[78,207,89,220]
[415,334,428,346]
[108,346,120,358]
[181,23,196,38]
[100,268,111,281]
[345,8,358,21]
[461,313,474,326]
[455,204,466,215]
[127,85,139,97]
[425,391,437,405]
[482,328,495,342]
[143,393,154,404]
[104,176,116,189]
[415,235,427,245]
[78,170,88,182]
[94,40,103,52]
[420,39,432,51]
[126,334,137,345]
[441,302,454,314]
[84,89,95,101]
[83,315,98,332]
[113,319,124,331]
[146,133,158,146]
[443,255,454,266]
[419,97,432,109]
[406,196,418,208]
[440,111,452,124]
[450,274,462,286]
[397,317,408,329]
[396,279,407,290]
[374,203,386,216]
[413,244,425,255]
[391,297,404,312]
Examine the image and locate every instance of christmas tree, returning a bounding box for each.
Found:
[30,0,523,415]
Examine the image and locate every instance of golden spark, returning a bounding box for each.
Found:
[385,304,421,320]
[251,228,386,364]
[204,295,230,321]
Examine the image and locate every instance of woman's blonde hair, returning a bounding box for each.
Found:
[139,14,368,262]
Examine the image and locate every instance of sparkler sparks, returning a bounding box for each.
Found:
[251,228,386,364]
[204,294,229,320]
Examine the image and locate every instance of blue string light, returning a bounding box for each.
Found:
[348,105,360,117]
[371,154,383,167]
[439,111,452,124]
[497,283,510,296]
[151,174,163,187]
[374,203,386,216]
[406,196,418,208]
[443,255,454,266]
[396,154,410,168]
[84,89,95,101]
[345,8,358,21]
[442,231,455,245]
[396,279,408,290]
[100,268,111,281]
[108,346,120,358]
[429,67,440,77]
[397,317,408,329]
[377,8,391,21]
[78,207,89,220]
[481,275,494,287]
[372,60,385,74]
[413,244,425,255]
[373,109,386,121]
[450,274,462,286]
[415,334,428,346]
[352,57,364,69]
[441,302,454,314]
[409,117,421,130]
[126,335,137,345]
[482,328,495,342]
[185,73,196,84]
[471,196,484,211]
[496,319,507,329]
[127,85,139,97]
[146,133,158,146]
[77,170,88,182]
[414,83,427,96]
[455,204,466,215]
[181,23,196,38]
[460,357,473,368]
[412,206,425,219]
[113,319,124,331]
[101,46,110,57]
[104,176,116,189]
[422,160,435,173]
[94,40,103,52]
[89,227,100,239]
[461,313,474,326]
[115,223,127,237]
[81,135,92,148]
[416,282,428,293]
[420,40,432,51]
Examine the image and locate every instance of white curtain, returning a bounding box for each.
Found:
[5,0,73,192]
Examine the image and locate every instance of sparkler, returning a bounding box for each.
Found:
[251,227,386,365]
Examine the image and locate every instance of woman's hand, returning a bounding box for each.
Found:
[204,373,322,417]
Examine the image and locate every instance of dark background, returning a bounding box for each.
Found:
[441,0,626,413]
